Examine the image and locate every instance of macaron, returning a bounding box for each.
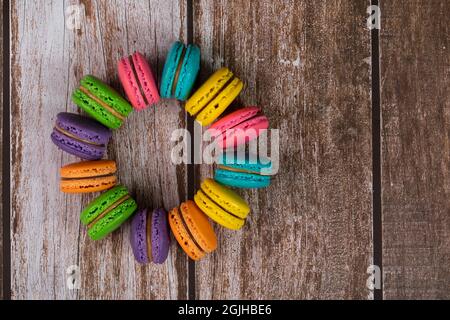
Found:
[130,208,170,264]
[185,68,243,126]
[214,152,272,189]
[207,106,269,149]
[60,160,117,193]
[160,41,200,101]
[118,51,160,110]
[168,200,217,260]
[80,185,137,240]
[51,112,111,160]
[194,178,250,230]
[72,75,133,129]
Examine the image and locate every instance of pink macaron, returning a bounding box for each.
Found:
[118,51,160,110]
[207,106,269,149]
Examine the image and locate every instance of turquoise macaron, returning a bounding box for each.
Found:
[214,153,273,189]
[160,41,200,101]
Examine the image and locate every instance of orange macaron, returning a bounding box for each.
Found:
[60,160,117,193]
[168,200,217,260]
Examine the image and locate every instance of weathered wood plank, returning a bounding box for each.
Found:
[193,0,373,299]
[381,0,450,299]
[11,0,188,299]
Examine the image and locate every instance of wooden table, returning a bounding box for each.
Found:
[1,0,449,299]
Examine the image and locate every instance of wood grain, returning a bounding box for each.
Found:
[11,0,188,299]
[193,0,373,299]
[381,0,450,299]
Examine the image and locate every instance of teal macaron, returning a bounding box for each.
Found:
[160,41,200,101]
[80,185,137,240]
[214,153,273,189]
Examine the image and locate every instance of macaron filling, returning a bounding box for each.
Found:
[61,172,116,181]
[177,206,205,254]
[87,194,131,229]
[171,46,186,96]
[79,86,125,121]
[128,54,150,106]
[145,210,153,261]
[54,125,103,146]
[217,164,265,175]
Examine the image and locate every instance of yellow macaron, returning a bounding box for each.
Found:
[185,68,243,126]
[194,178,250,230]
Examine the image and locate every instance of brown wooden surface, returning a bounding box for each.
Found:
[193,0,373,299]
[6,0,450,300]
[11,0,188,299]
[381,0,450,299]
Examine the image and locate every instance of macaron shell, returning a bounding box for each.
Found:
[175,44,200,101]
[151,208,170,264]
[72,90,122,129]
[195,77,243,126]
[60,176,117,193]
[81,185,129,225]
[168,206,205,260]
[56,112,112,145]
[51,130,105,160]
[72,75,132,129]
[209,106,261,135]
[118,56,147,110]
[180,200,217,252]
[221,115,269,148]
[60,160,116,178]
[214,169,270,189]
[194,190,245,230]
[219,152,273,174]
[132,52,160,107]
[130,209,150,264]
[160,41,184,98]
[81,75,132,117]
[88,198,137,240]
[185,67,234,116]
[201,178,250,219]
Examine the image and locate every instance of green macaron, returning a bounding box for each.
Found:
[80,185,137,240]
[72,75,133,129]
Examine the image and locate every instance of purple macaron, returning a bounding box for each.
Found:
[130,208,170,264]
[50,112,111,160]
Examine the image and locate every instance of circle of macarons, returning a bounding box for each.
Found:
[51,41,274,264]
